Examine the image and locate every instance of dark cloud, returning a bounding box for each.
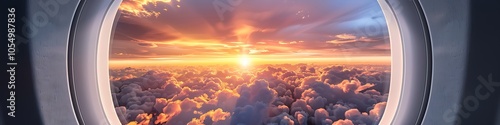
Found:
[137,42,158,48]
[267,112,296,125]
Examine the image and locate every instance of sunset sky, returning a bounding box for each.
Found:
[110,0,390,65]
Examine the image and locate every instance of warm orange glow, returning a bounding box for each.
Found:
[109,56,390,68]
[113,1,392,124]
[119,0,173,17]
[112,0,391,68]
[239,55,251,68]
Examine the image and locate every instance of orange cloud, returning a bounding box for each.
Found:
[335,33,357,39]
[127,121,138,125]
[326,39,357,44]
[326,33,379,44]
[187,108,231,125]
[154,113,168,124]
[332,119,354,125]
[154,100,182,124]
[111,63,391,124]
[119,0,173,17]
[234,25,258,42]
[135,113,153,125]
[369,102,387,121]
[336,79,375,94]
[326,34,358,44]
[249,49,269,54]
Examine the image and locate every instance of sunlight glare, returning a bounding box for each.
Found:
[239,56,250,67]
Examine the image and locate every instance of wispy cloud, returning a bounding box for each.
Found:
[113,0,390,60]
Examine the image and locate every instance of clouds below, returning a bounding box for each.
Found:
[110,64,390,125]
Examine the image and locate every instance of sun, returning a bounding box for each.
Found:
[239,55,251,67]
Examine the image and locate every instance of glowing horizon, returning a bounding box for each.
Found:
[109,56,391,68]
[111,0,390,61]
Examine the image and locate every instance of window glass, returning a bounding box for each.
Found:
[110,0,391,124]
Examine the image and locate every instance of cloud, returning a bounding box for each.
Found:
[369,102,387,122]
[269,105,290,117]
[326,39,357,44]
[320,65,359,84]
[295,111,309,125]
[326,104,350,121]
[325,33,358,44]
[267,112,296,125]
[119,0,173,17]
[335,34,357,39]
[306,96,328,110]
[171,87,207,101]
[325,33,380,44]
[113,19,179,42]
[291,99,314,115]
[230,79,278,125]
[112,0,390,60]
[344,109,374,125]
[187,108,231,125]
[110,64,390,124]
[137,42,158,48]
[115,106,128,124]
[336,79,375,94]
[200,89,240,113]
[235,79,278,107]
[332,119,354,125]
[160,98,204,125]
[313,108,332,125]
[230,102,269,125]
[135,113,153,125]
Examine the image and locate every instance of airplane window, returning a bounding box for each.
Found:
[109,0,391,124]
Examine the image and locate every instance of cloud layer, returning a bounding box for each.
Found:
[110,64,390,125]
